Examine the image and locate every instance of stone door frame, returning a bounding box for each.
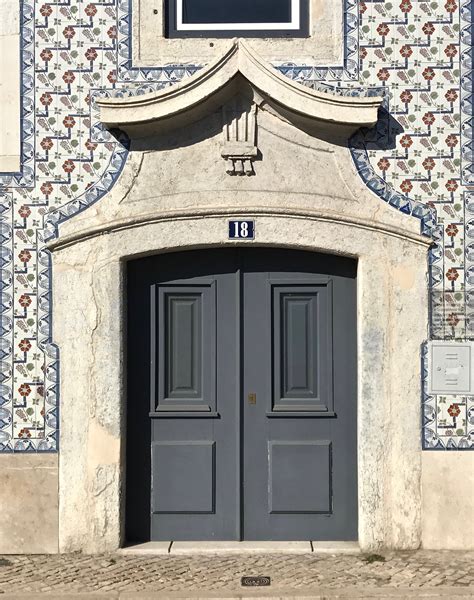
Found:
[51,213,430,552]
[49,41,430,552]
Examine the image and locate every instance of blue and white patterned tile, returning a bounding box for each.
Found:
[0,0,473,450]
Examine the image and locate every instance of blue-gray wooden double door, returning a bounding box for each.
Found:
[126,248,357,542]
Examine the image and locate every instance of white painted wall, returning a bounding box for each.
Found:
[422,453,474,549]
[0,0,20,172]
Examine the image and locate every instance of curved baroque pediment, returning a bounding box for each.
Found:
[48,41,430,250]
[96,40,382,133]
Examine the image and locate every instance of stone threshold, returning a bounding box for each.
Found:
[118,541,360,555]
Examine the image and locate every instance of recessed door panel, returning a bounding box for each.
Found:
[282,296,317,398]
[152,283,216,413]
[166,295,202,398]
[151,441,215,513]
[268,441,331,514]
[272,282,333,413]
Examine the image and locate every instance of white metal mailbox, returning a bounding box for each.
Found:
[428,341,474,395]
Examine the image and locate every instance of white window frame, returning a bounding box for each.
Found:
[176,0,300,32]
[135,0,341,67]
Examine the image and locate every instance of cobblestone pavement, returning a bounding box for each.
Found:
[0,551,473,598]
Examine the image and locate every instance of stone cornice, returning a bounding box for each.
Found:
[97,40,383,131]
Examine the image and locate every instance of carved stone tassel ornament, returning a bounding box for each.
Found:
[221,97,258,176]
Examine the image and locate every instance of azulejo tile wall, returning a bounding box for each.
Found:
[0,0,472,451]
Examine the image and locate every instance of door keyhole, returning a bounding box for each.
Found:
[248,393,256,405]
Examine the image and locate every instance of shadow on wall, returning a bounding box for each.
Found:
[111,83,403,155]
[363,107,404,152]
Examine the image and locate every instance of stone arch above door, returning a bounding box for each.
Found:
[51,215,430,552]
[48,40,429,251]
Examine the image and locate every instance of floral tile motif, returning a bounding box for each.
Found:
[0,0,473,450]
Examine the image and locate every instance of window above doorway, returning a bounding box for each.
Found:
[165,0,309,38]
[134,0,342,67]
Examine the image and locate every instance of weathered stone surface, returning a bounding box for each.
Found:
[134,0,342,66]
[52,213,429,552]
[0,454,58,554]
[48,72,432,553]
[53,107,420,249]
[0,0,19,35]
[0,31,20,171]
[0,0,20,171]
[422,453,474,550]
[97,41,382,133]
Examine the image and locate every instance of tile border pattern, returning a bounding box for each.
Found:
[0,0,472,450]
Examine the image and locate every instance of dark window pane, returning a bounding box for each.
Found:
[182,0,292,24]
